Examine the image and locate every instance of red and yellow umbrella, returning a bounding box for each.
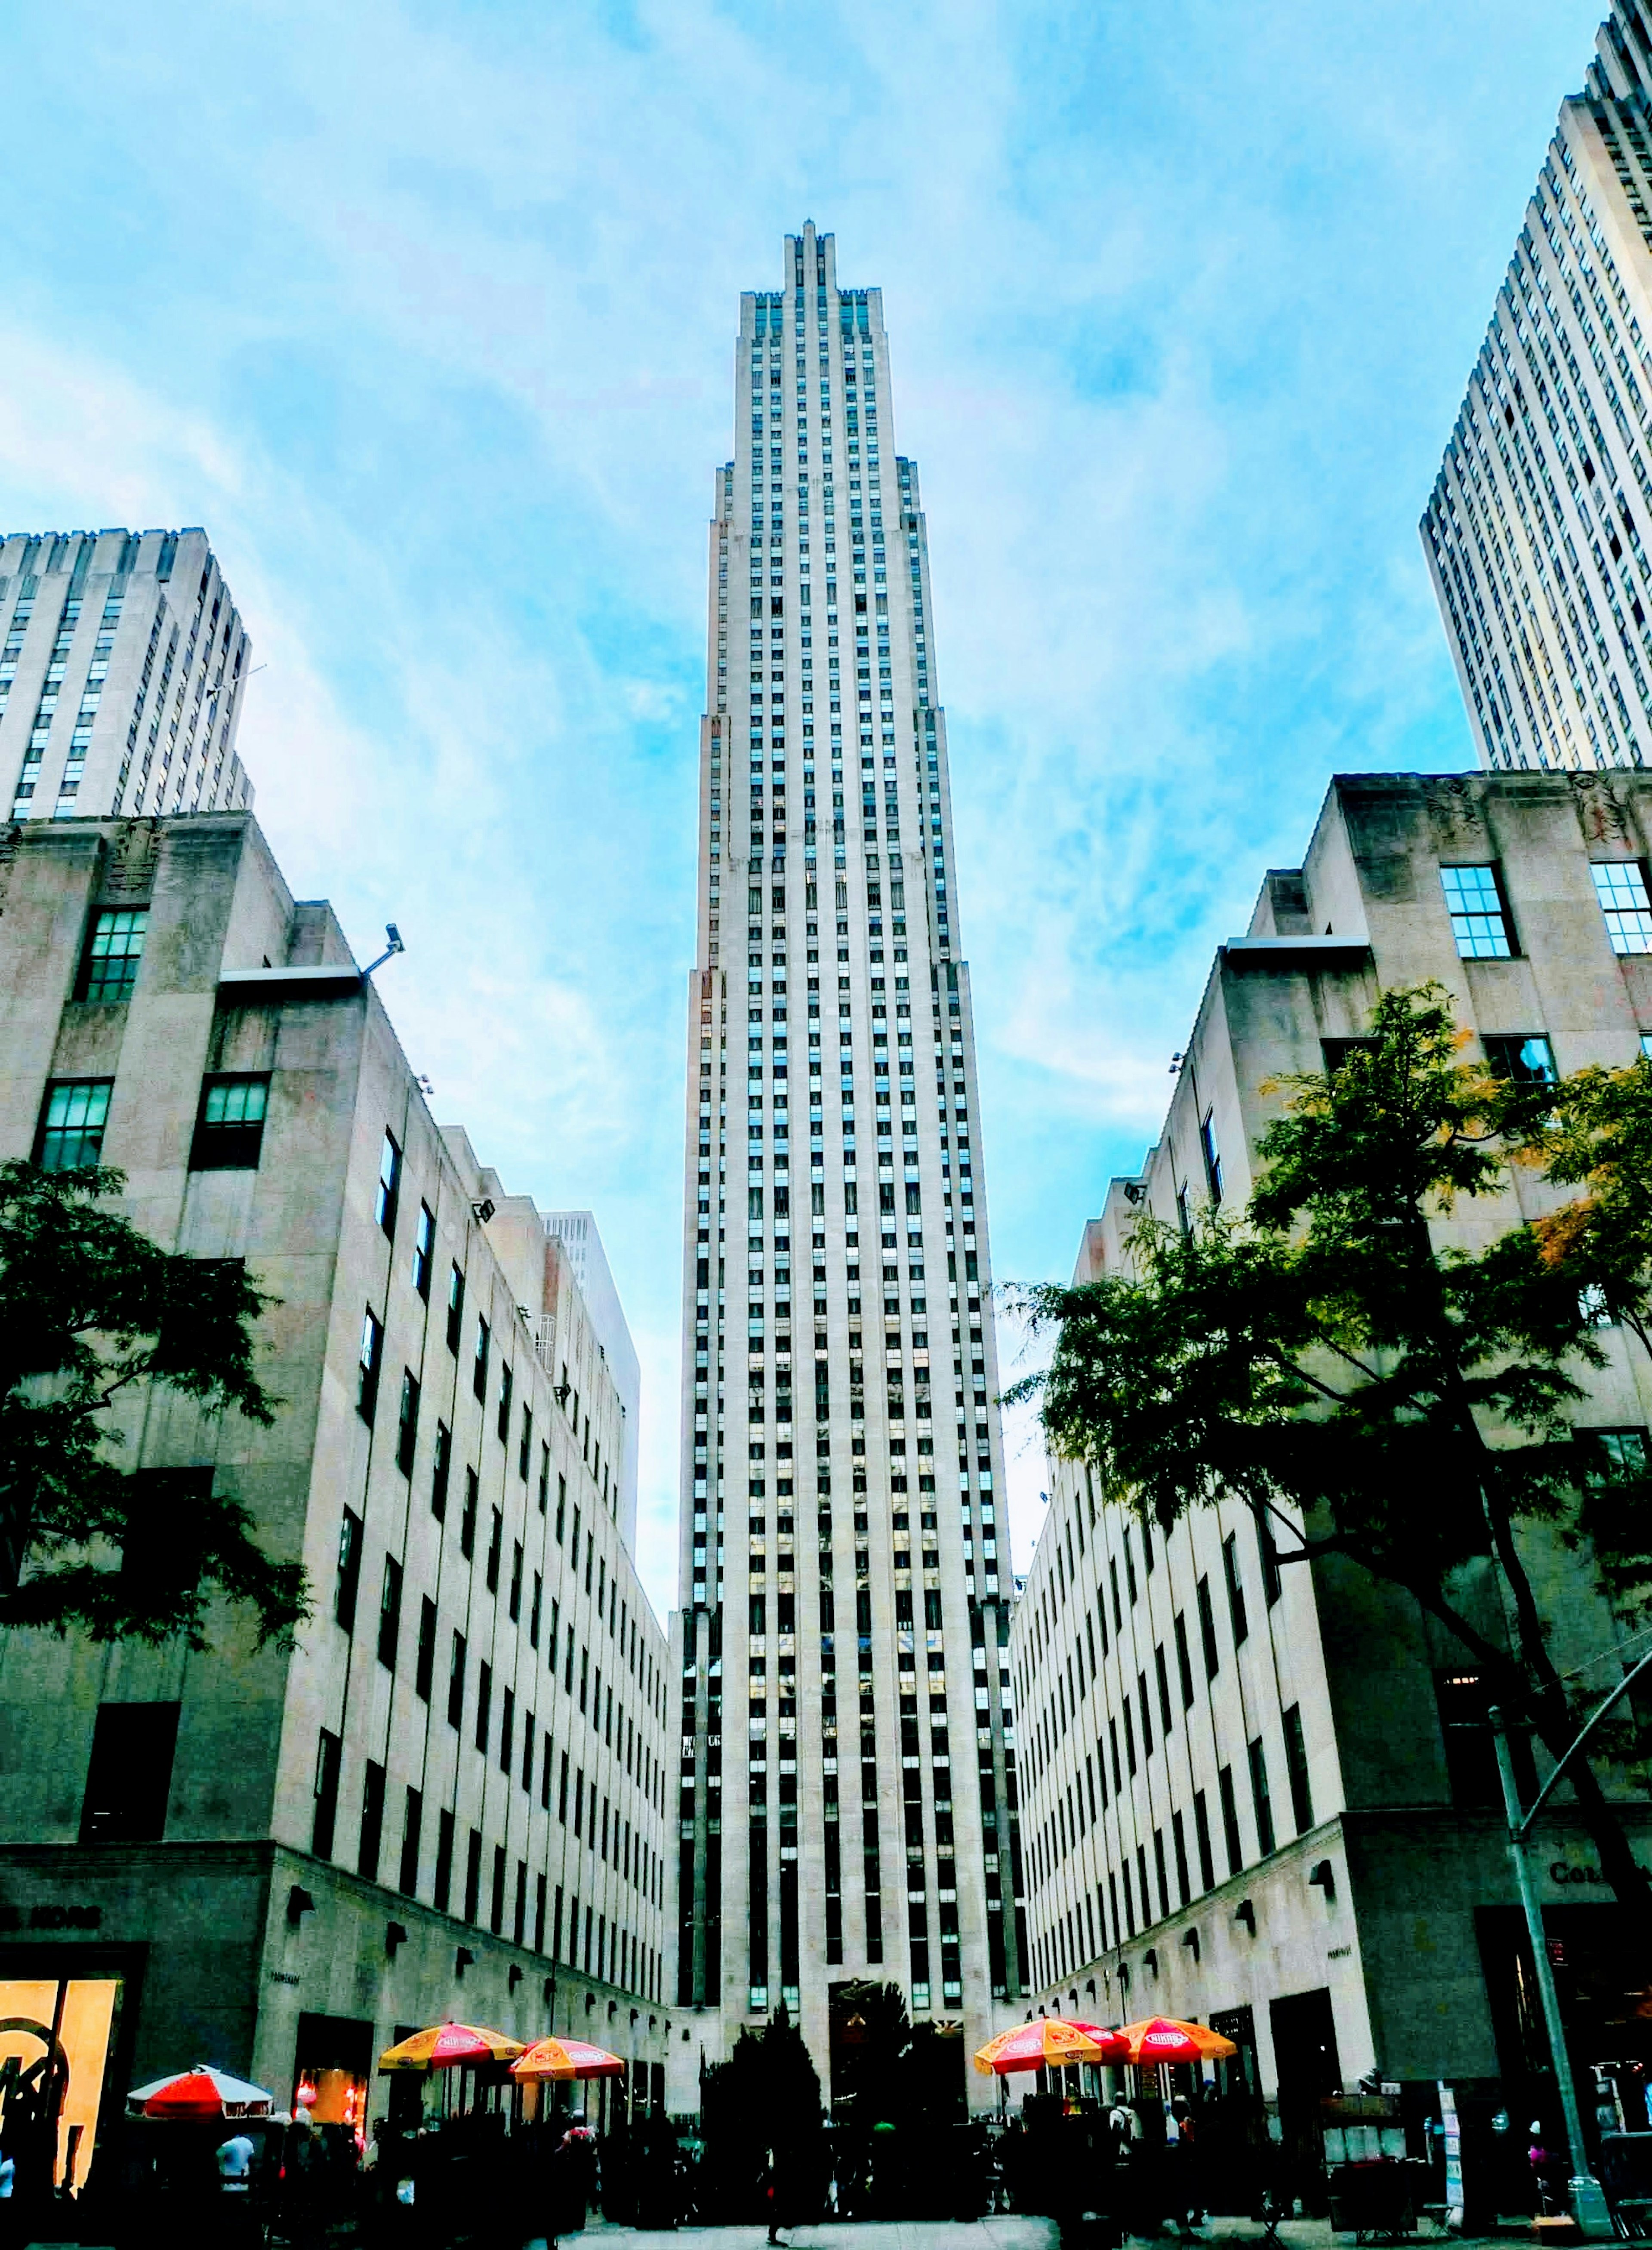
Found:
[973,2018,1128,2076]
[510,2036,625,2083]
[378,2023,527,2073]
[1116,2016,1237,2066]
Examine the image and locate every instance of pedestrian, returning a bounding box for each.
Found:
[215,2126,257,2250]
[764,2147,786,2245]
[546,2127,586,2250]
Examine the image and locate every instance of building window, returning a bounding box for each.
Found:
[473,1316,490,1402]
[447,1264,465,1353]
[79,1701,179,1842]
[460,1469,478,1558]
[1196,1575,1219,1677]
[358,1308,383,1424]
[1440,863,1514,958]
[377,1554,402,1669]
[434,1809,455,1910]
[476,1661,493,1754]
[1434,1669,1505,1806]
[1590,1427,1649,1485]
[35,1079,113,1171]
[399,1787,423,1896]
[1248,1735,1275,1856]
[75,907,147,1003]
[1591,861,1652,954]
[447,1632,466,1729]
[335,1507,363,1630]
[415,1597,437,1701]
[1282,1702,1313,1833]
[1217,1763,1242,1875]
[395,1371,420,1476]
[412,1202,435,1299]
[359,1760,386,1880]
[376,1130,401,1237]
[431,1421,451,1520]
[1199,1109,1223,1205]
[1222,1531,1248,1646]
[1482,1033,1559,1086]
[312,1729,342,1859]
[189,1076,269,1169]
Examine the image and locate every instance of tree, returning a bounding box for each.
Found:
[700,2007,825,2217]
[1007,984,1652,1937]
[0,1159,307,1648]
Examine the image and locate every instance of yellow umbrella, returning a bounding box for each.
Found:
[378,2022,527,2072]
[510,2036,625,2082]
[973,2018,1128,2075]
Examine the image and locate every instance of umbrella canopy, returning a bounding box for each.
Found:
[1117,2016,1238,2066]
[510,2036,625,2083]
[378,2023,527,2073]
[128,2065,275,2119]
[973,2018,1129,2076]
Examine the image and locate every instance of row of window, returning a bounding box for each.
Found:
[1441,856,1652,958]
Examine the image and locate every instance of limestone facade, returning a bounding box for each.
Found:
[1015,770,1652,2155]
[0,811,670,2164]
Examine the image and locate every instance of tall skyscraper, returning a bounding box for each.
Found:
[1423,4,1652,774]
[670,225,1023,2105]
[0,527,252,823]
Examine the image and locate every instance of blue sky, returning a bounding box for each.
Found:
[0,0,1604,1617]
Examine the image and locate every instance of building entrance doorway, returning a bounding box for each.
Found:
[1270,1987,1341,2212]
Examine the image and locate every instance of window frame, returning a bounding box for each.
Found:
[1440,862,1516,959]
[35,1078,114,1171]
[189,1073,271,1171]
[1591,859,1652,955]
[74,906,148,1005]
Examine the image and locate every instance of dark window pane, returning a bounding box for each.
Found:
[80,1701,179,1842]
[190,1075,269,1169]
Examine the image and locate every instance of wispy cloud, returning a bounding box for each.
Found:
[0,0,1603,1603]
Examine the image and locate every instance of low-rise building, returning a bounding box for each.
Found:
[0,810,670,2185]
[1013,768,1652,2194]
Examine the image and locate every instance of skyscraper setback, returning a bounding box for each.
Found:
[1423,3,1652,773]
[671,226,1022,2096]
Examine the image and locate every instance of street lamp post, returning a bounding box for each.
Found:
[1491,1646,1652,2244]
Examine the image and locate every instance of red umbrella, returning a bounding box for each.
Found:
[1118,2017,1237,2065]
[128,2065,274,2119]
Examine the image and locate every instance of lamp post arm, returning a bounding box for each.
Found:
[1518,1642,1652,1837]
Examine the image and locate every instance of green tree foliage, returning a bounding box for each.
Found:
[1007,986,1652,1932]
[700,2006,825,2216]
[0,1159,307,1649]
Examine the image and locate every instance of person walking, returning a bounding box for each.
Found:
[764,2148,786,2246]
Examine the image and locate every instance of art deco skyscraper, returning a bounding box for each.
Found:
[0,528,252,821]
[671,226,1024,2099]
[1423,4,1652,773]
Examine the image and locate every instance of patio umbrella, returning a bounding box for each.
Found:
[1116,2016,1238,2066]
[510,2037,625,2083]
[973,2018,1129,2075]
[128,2065,275,2119]
[378,2023,527,2073]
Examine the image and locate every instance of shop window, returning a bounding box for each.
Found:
[80,1701,179,1843]
[0,1980,121,2190]
[292,2012,372,2136]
